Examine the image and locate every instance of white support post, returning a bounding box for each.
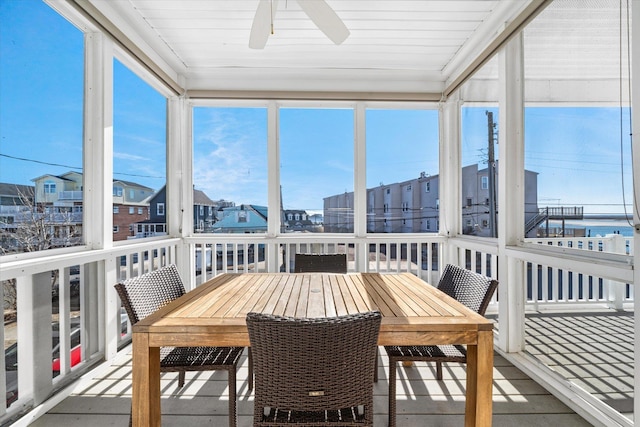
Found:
[84,32,117,360]
[439,94,462,267]
[167,96,194,285]
[267,102,280,272]
[83,32,113,250]
[498,32,526,353]
[354,104,367,271]
[631,0,640,419]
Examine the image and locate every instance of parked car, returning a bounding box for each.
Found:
[5,312,129,406]
[5,322,79,406]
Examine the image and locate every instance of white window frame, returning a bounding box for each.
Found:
[481,176,489,190]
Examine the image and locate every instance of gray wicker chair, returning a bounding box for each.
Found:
[115,264,248,427]
[294,253,347,273]
[384,264,499,427]
[247,311,381,427]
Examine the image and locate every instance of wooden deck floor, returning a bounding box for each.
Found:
[28,347,593,427]
[524,308,634,419]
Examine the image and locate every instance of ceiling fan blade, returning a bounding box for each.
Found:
[296,0,349,45]
[249,0,279,49]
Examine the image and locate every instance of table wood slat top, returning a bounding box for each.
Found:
[134,273,493,344]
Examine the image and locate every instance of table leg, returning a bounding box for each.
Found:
[132,332,161,427]
[465,330,493,427]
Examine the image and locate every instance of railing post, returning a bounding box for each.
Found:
[604,234,626,310]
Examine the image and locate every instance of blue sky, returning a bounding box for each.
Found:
[0,0,634,216]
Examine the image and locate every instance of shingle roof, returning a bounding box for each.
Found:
[0,183,35,198]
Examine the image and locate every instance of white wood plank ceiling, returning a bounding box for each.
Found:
[67,0,628,102]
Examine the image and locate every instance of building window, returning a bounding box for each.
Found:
[485,198,490,206]
[113,226,119,233]
[44,181,56,194]
[129,225,134,231]
[481,176,488,190]
[401,202,409,212]
[198,205,204,216]
[287,213,293,220]
[425,182,430,192]
[435,199,439,210]
[129,207,135,214]
[482,219,489,228]
[208,206,213,216]
[138,208,143,214]
[295,213,300,221]
[238,211,247,223]
[157,203,165,216]
[129,189,135,199]
[113,186,123,197]
[426,219,430,230]
[383,203,389,213]
[113,206,119,214]
[406,185,412,191]
[466,198,472,207]
[386,188,390,194]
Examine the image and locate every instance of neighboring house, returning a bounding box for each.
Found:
[213,205,268,233]
[31,172,153,242]
[324,164,539,237]
[139,186,223,237]
[283,209,316,232]
[193,189,217,232]
[0,183,35,251]
[0,183,35,226]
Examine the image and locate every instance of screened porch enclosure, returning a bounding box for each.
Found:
[0,1,638,427]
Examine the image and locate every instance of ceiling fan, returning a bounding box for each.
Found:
[249,0,350,49]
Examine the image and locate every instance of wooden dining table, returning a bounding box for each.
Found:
[131,272,494,427]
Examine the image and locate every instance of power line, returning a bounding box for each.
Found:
[0,153,164,179]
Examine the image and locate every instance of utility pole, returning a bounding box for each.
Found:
[486,111,497,238]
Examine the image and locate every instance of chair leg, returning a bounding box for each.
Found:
[374,348,378,382]
[248,348,253,391]
[436,361,443,381]
[178,371,186,387]
[388,357,397,427]
[228,368,237,427]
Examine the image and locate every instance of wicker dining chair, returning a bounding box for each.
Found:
[247,311,381,427]
[294,253,347,273]
[115,264,249,427]
[384,263,499,427]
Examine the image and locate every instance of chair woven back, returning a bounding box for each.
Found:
[114,264,185,325]
[436,264,498,315]
[294,253,347,273]
[247,311,381,421]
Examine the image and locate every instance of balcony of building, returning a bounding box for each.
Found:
[0,1,638,427]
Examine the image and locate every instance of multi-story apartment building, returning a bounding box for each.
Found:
[324,164,539,237]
